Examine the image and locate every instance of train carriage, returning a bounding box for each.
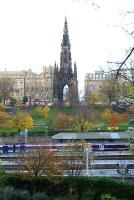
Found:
[0,142,130,154]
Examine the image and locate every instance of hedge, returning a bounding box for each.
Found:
[1,174,134,200]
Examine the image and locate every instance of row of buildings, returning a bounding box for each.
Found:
[0,67,53,104]
[84,67,134,102]
[1,68,115,105]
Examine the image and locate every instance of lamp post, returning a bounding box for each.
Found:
[24,72,26,97]
[84,143,92,176]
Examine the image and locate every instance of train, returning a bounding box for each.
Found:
[0,142,130,154]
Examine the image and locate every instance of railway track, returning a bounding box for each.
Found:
[0,151,134,174]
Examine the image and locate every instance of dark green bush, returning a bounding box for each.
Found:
[0,186,15,200]
[81,189,96,200]
[0,186,31,200]
[12,189,31,200]
[32,192,49,200]
[1,174,134,200]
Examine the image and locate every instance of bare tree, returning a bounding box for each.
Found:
[62,141,95,200]
[0,77,14,104]
[62,142,84,200]
[72,102,101,129]
[16,146,63,193]
[100,75,119,105]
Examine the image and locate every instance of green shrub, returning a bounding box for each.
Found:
[1,174,134,200]
[32,192,49,200]
[81,189,96,200]
[13,189,31,200]
[54,197,68,200]
[101,193,116,200]
[0,186,31,200]
[0,186,15,200]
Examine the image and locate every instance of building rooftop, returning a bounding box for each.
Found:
[52,131,134,140]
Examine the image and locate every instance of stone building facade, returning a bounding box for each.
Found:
[84,70,111,101]
[24,66,53,103]
[0,70,24,100]
[0,66,53,104]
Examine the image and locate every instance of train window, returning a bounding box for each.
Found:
[92,144,100,151]
[20,145,25,152]
[3,145,8,153]
[104,143,129,151]
[99,144,104,151]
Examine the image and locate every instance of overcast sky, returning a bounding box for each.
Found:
[0,0,133,91]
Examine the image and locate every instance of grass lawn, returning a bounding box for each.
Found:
[0,106,133,136]
[0,107,74,136]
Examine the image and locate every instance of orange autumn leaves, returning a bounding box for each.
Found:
[101,108,127,130]
[54,112,92,131]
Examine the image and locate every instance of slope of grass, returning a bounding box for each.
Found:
[0,106,133,136]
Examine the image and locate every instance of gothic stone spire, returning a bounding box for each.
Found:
[53,18,78,105]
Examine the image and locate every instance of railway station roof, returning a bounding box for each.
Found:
[52,131,134,141]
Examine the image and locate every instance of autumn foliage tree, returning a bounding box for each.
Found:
[17,147,62,178]
[35,105,50,117]
[72,116,92,131]
[71,104,93,131]
[128,104,134,114]
[54,112,70,131]
[102,108,127,130]
[0,103,10,127]
[102,108,119,130]
[13,112,33,133]
[0,111,9,128]
[90,91,100,105]
[16,146,63,193]
[122,112,127,121]
[0,103,5,111]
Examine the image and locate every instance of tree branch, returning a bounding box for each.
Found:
[116,47,134,79]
